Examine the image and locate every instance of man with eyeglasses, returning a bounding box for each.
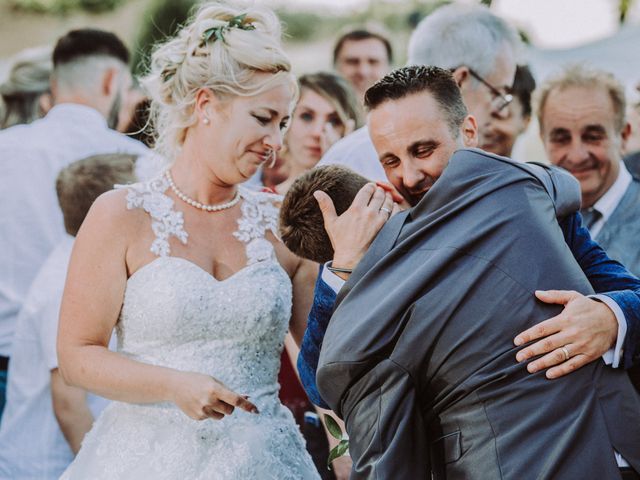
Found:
[305,2,640,437]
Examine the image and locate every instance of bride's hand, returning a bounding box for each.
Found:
[169,371,259,421]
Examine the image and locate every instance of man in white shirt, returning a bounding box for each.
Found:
[332,28,393,104]
[0,153,136,479]
[538,64,640,278]
[0,28,150,417]
[537,65,640,395]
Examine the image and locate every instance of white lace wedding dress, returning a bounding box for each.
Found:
[61,176,320,479]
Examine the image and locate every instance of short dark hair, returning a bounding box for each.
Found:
[53,29,129,67]
[333,29,393,65]
[512,65,536,118]
[56,153,137,236]
[364,65,468,135]
[280,165,369,264]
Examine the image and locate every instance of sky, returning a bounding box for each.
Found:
[271,0,640,49]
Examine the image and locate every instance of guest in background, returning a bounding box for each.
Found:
[274,72,362,195]
[537,64,640,276]
[333,28,392,102]
[0,46,53,129]
[480,64,535,158]
[0,28,149,419]
[0,153,137,480]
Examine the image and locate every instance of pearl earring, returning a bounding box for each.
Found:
[203,117,210,125]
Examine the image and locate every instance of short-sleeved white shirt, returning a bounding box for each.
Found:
[0,236,110,479]
[0,103,151,356]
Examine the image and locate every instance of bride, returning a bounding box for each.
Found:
[57,3,321,478]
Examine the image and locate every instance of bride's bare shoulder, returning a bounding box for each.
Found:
[77,187,148,241]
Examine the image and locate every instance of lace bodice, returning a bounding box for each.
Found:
[61,177,319,480]
[116,177,291,396]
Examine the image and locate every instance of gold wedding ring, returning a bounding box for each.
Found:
[560,346,570,361]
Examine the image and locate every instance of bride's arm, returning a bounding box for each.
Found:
[57,190,257,420]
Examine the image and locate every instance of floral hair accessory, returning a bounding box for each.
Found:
[201,13,256,46]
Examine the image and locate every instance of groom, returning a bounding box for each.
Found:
[291,66,640,478]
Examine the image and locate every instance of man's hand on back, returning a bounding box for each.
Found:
[513,290,618,378]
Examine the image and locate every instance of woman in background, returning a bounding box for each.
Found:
[274,72,362,194]
[275,72,362,479]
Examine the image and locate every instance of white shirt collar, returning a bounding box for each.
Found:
[45,103,107,129]
[592,162,632,222]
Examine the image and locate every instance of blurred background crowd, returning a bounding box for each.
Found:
[1,0,640,479]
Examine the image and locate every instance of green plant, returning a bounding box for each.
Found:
[324,414,349,467]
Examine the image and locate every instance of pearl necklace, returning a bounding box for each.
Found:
[164,171,241,212]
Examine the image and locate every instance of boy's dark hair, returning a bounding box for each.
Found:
[364,65,467,135]
[56,153,137,236]
[280,165,369,264]
[53,29,130,67]
[333,29,393,64]
[512,64,536,118]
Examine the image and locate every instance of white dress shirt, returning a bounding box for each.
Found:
[0,103,150,356]
[317,126,386,181]
[0,236,110,479]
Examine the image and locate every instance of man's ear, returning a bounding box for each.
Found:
[620,121,632,153]
[461,114,478,147]
[451,66,470,88]
[101,67,118,97]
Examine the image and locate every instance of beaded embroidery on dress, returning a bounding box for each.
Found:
[61,178,319,480]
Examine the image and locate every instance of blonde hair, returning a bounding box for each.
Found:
[536,64,626,132]
[143,1,296,162]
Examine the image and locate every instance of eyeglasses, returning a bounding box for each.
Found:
[463,67,514,113]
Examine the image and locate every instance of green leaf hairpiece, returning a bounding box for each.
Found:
[201,13,256,46]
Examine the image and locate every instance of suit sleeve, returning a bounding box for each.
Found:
[560,212,640,368]
[297,265,336,408]
[323,358,430,478]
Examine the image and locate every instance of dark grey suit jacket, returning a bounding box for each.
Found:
[316,149,640,479]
